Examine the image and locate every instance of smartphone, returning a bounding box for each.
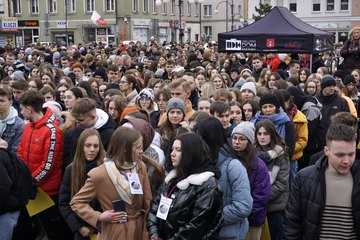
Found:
[112,200,125,212]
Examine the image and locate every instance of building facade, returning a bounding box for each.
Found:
[248,0,359,43]
[7,0,358,45]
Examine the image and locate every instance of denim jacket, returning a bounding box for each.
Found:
[1,116,24,154]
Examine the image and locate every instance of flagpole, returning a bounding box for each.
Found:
[91,10,120,45]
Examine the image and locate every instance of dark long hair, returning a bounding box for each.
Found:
[254,119,287,152]
[194,117,236,163]
[233,141,257,175]
[165,132,210,177]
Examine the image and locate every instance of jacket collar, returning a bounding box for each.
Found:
[165,169,215,190]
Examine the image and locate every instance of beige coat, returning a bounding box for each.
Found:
[70,161,152,240]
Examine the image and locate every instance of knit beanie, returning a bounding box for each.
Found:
[333,70,346,82]
[120,106,139,122]
[43,101,62,119]
[240,82,257,95]
[230,67,240,74]
[25,47,32,55]
[320,75,336,89]
[11,71,24,81]
[344,75,356,85]
[233,79,246,89]
[166,98,186,115]
[259,93,281,109]
[136,88,154,105]
[231,121,255,144]
[94,67,107,80]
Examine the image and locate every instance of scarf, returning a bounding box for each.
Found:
[0,107,18,137]
[253,108,290,140]
[256,145,284,185]
[104,159,137,205]
[287,103,297,120]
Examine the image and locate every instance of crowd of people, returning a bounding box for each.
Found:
[0,26,360,240]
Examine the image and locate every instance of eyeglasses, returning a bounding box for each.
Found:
[232,136,248,142]
[120,80,129,84]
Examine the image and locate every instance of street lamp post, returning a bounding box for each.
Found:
[188,0,205,42]
[215,0,243,31]
[65,0,68,46]
[178,0,184,43]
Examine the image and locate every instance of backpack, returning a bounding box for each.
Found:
[7,150,37,206]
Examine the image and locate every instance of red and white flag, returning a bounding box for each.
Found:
[91,11,107,26]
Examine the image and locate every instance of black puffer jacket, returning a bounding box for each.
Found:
[147,168,223,240]
[0,148,23,214]
[283,155,360,240]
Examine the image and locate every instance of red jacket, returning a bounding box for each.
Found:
[263,54,281,72]
[18,108,63,196]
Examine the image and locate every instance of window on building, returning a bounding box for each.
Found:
[204,26,212,36]
[340,0,348,10]
[86,0,94,12]
[132,0,139,12]
[152,0,157,14]
[143,0,148,12]
[171,0,175,15]
[312,0,320,11]
[289,0,297,12]
[237,5,242,16]
[13,0,22,14]
[162,2,166,15]
[30,0,39,13]
[326,0,334,11]
[67,0,75,12]
[48,0,57,13]
[204,5,212,17]
[106,0,115,11]
[187,1,191,16]
[194,2,199,17]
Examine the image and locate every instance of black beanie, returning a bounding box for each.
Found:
[320,75,336,89]
[94,67,107,81]
[259,93,281,109]
[344,75,356,85]
[333,70,346,82]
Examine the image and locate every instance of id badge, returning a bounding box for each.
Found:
[127,173,143,194]
[156,195,173,220]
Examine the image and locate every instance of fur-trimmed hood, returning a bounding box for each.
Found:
[165,169,215,190]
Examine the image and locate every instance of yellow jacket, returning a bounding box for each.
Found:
[292,110,308,161]
[340,92,358,118]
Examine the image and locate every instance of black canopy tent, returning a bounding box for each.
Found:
[218,6,334,54]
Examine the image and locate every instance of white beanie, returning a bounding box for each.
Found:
[240,82,257,95]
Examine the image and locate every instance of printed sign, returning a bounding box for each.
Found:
[266,39,275,48]
[1,17,18,32]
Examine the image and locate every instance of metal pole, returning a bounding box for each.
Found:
[225,0,228,32]
[179,0,183,43]
[65,0,68,46]
[231,0,234,30]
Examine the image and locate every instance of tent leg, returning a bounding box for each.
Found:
[310,54,313,73]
